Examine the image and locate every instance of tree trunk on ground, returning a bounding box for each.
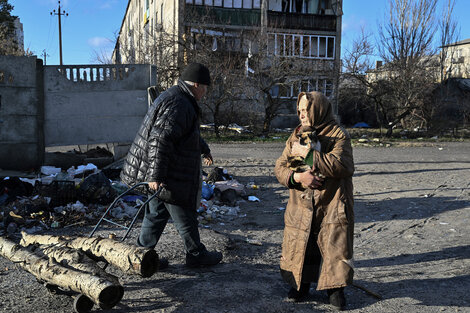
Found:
[36,244,123,287]
[0,237,122,309]
[20,232,159,277]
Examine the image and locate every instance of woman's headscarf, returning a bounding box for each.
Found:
[296,91,336,136]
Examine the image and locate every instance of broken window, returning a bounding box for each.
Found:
[327,37,334,58]
[302,35,310,57]
[268,33,335,59]
[311,36,318,57]
[276,33,283,56]
[293,35,301,56]
[319,37,326,57]
[285,35,293,56]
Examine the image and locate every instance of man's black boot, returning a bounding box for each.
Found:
[287,282,310,302]
[186,250,222,268]
[327,287,346,310]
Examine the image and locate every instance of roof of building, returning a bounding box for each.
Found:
[442,38,470,48]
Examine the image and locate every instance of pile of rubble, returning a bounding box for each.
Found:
[1,161,259,236]
[197,167,260,226]
[0,162,138,236]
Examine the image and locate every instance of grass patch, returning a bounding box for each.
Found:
[201,128,470,144]
[201,130,290,143]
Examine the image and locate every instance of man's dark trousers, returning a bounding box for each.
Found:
[137,197,205,256]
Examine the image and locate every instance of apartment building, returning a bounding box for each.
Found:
[441,38,470,79]
[113,0,343,126]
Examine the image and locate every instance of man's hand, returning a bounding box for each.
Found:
[203,153,213,166]
[148,182,162,191]
[291,142,310,158]
[293,170,324,190]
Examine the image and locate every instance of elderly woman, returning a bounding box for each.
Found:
[274,91,354,310]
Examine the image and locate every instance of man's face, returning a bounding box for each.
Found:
[298,96,310,126]
[194,83,208,101]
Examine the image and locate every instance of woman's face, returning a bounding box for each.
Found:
[298,97,310,126]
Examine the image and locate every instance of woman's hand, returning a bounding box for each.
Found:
[293,170,324,189]
[291,142,310,158]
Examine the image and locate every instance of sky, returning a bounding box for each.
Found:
[10,0,470,66]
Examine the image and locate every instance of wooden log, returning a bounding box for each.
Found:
[0,237,122,309]
[21,232,159,277]
[33,244,124,302]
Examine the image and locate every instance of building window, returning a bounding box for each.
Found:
[269,0,331,14]
[268,33,335,59]
[186,0,260,8]
[271,78,334,98]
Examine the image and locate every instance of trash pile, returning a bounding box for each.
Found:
[1,162,259,235]
[198,167,260,225]
[0,163,143,236]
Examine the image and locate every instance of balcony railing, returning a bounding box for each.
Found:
[267,11,336,31]
[185,4,261,27]
[184,5,337,31]
[51,65,136,83]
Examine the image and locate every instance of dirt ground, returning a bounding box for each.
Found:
[1,141,469,313]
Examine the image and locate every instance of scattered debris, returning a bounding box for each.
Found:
[246,238,263,246]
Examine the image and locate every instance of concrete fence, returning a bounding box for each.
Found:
[0,55,156,170]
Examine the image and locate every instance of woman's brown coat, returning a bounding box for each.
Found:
[274,91,354,291]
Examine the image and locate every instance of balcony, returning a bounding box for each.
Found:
[184,4,261,27]
[267,11,336,31]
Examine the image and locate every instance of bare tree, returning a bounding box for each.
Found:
[438,0,460,82]
[374,0,439,136]
[342,27,374,76]
[183,32,247,137]
[244,28,337,135]
[246,53,293,134]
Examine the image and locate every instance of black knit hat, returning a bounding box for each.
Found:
[180,63,211,86]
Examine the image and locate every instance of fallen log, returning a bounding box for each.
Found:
[21,232,159,277]
[34,244,124,301]
[0,237,122,309]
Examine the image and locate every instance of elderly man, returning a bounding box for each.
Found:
[121,63,222,268]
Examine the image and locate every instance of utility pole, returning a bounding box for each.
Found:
[50,1,68,65]
[42,49,50,65]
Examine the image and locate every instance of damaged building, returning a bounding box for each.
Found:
[112,0,343,129]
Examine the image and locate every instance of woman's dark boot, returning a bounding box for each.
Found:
[327,287,346,310]
[287,282,310,302]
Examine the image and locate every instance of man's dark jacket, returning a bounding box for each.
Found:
[120,80,210,208]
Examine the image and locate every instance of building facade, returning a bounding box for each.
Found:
[113,0,343,127]
[441,38,470,80]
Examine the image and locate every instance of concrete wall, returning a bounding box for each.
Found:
[0,56,44,171]
[0,56,156,170]
[44,64,155,146]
